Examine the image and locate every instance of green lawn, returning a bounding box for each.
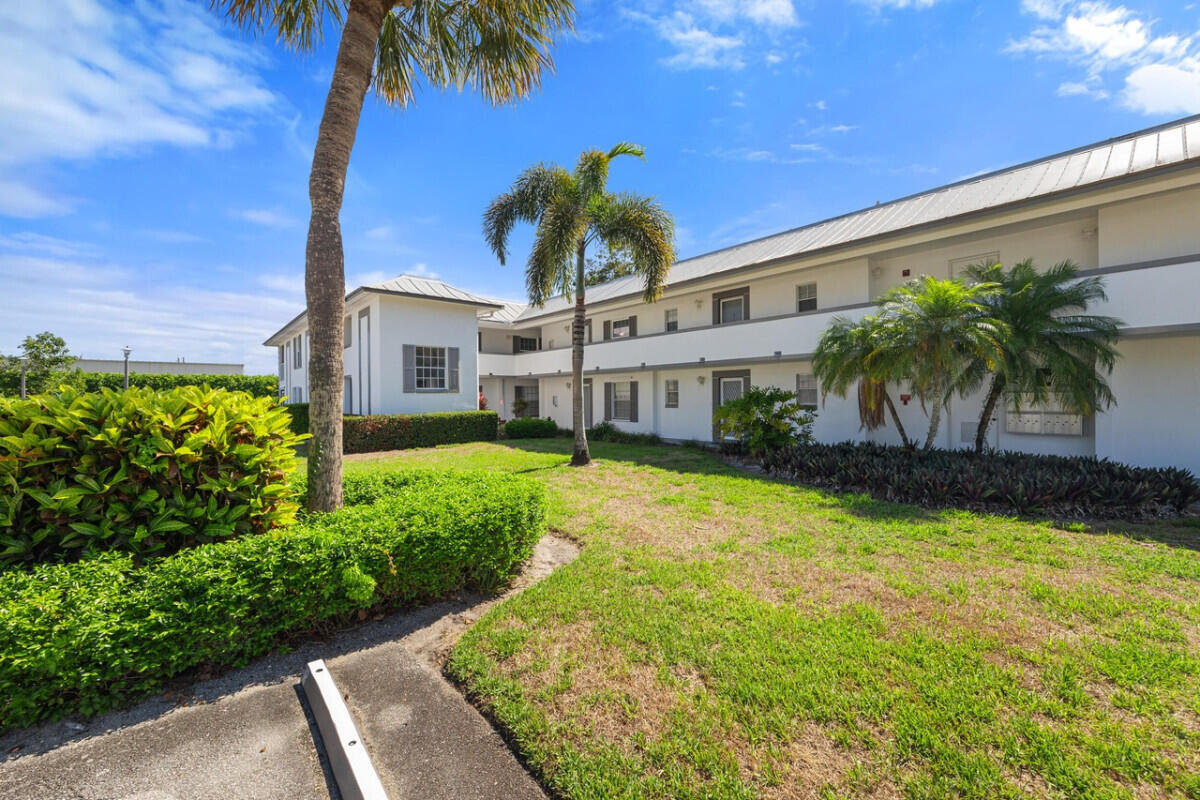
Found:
[354,441,1200,799]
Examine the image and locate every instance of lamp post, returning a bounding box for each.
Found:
[18,357,27,399]
[121,346,132,390]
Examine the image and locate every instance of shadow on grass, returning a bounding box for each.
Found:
[498,438,1200,552]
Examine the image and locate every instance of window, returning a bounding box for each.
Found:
[796,283,817,313]
[343,376,353,414]
[612,382,632,420]
[665,379,679,408]
[514,384,539,418]
[795,374,818,409]
[518,336,539,352]
[292,387,303,404]
[713,287,749,325]
[611,319,631,338]
[415,346,447,390]
[344,315,352,348]
[665,308,679,332]
[293,335,302,368]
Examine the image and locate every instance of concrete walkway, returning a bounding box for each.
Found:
[0,535,579,800]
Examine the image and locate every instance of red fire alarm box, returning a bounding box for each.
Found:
[899,394,911,405]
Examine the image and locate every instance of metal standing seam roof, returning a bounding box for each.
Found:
[509,114,1200,323]
[264,274,502,345]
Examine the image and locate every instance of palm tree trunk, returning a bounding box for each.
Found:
[974,374,1005,454]
[570,239,590,466]
[923,383,943,451]
[304,0,390,512]
[882,389,911,448]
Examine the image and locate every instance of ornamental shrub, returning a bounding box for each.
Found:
[285,401,310,435]
[504,418,559,439]
[76,373,278,397]
[586,421,662,445]
[0,386,303,567]
[0,470,547,729]
[763,441,1200,518]
[714,386,815,457]
[342,411,498,453]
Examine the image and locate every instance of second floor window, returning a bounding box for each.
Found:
[612,318,632,338]
[796,283,817,312]
[719,295,745,324]
[518,336,539,352]
[415,346,447,390]
[293,335,303,368]
[665,308,678,332]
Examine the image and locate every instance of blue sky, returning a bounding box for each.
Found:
[2,0,1199,374]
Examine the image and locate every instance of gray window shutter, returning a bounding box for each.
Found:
[448,347,460,392]
[603,320,612,340]
[604,382,613,421]
[712,296,720,325]
[627,316,637,337]
[513,336,520,353]
[629,381,638,422]
[403,344,415,393]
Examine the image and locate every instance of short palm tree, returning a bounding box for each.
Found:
[213,0,575,511]
[878,276,1006,450]
[483,144,675,466]
[963,259,1121,453]
[813,313,913,448]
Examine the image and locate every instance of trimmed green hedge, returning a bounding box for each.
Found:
[0,470,547,730]
[286,407,497,454]
[0,386,303,567]
[343,411,498,454]
[504,418,559,439]
[763,441,1200,518]
[0,370,278,398]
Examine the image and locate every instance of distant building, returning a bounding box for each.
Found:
[73,359,244,376]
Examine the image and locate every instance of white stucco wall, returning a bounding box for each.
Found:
[1095,334,1200,476]
[376,296,480,414]
[1098,185,1200,266]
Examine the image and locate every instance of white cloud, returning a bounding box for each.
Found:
[0,0,275,218]
[1009,1,1200,114]
[406,263,441,279]
[365,225,395,241]
[235,209,298,229]
[857,0,942,9]
[1124,61,1200,114]
[139,229,209,244]
[0,248,296,373]
[624,1,799,71]
[0,179,75,218]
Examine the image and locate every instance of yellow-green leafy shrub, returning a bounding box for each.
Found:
[0,386,303,566]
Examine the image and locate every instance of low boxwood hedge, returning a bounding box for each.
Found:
[504,418,559,439]
[763,441,1200,518]
[0,470,546,730]
[0,386,303,567]
[343,410,498,454]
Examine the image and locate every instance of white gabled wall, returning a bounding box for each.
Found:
[376,295,480,414]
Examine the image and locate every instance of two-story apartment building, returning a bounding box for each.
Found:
[267,115,1200,475]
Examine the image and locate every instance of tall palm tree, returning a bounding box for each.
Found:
[877,276,1006,450]
[214,0,575,511]
[812,313,913,448]
[483,144,675,466]
[963,259,1121,453]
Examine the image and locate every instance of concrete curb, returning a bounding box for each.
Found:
[301,659,389,800]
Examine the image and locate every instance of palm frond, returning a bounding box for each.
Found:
[528,193,586,306]
[591,192,675,302]
[482,163,571,264]
[210,0,342,50]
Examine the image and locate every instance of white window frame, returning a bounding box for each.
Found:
[293,334,302,368]
[665,379,679,408]
[795,374,819,409]
[414,345,448,391]
[664,308,679,332]
[719,295,745,324]
[611,381,633,420]
[796,283,817,313]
